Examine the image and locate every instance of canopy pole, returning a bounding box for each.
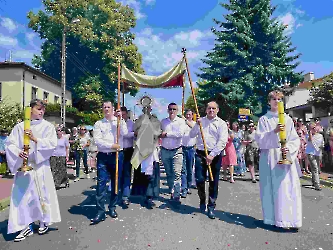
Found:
[182,75,185,116]
[122,82,125,107]
[181,48,213,181]
[115,61,121,194]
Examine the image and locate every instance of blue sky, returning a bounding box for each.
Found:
[0,0,333,120]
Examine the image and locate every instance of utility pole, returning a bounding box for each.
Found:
[60,18,80,127]
[61,27,66,127]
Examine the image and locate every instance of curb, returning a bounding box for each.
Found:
[301,174,333,188]
[0,197,10,211]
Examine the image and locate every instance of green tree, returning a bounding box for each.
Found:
[0,99,24,132]
[27,0,143,110]
[197,0,303,119]
[74,75,104,111]
[308,72,333,110]
[184,88,198,113]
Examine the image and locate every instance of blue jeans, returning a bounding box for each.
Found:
[75,150,88,177]
[195,150,221,210]
[161,147,183,198]
[120,148,134,200]
[95,151,124,214]
[181,146,195,194]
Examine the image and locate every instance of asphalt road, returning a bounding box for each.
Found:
[0,170,332,250]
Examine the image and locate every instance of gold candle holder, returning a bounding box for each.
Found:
[277,102,292,165]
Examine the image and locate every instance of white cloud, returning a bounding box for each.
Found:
[277,12,296,35]
[12,50,35,59]
[145,0,155,5]
[0,17,17,32]
[26,32,36,42]
[134,28,214,73]
[0,34,18,46]
[119,0,146,19]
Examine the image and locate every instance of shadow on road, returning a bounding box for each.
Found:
[68,189,99,221]
[214,210,297,233]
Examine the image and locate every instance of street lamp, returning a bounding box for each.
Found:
[61,18,80,127]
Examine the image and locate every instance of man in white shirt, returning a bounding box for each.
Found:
[160,103,186,203]
[189,101,228,219]
[120,106,134,207]
[90,101,128,224]
[181,109,196,198]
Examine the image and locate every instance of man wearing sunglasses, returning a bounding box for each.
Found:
[160,103,186,203]
[189,101,228,219]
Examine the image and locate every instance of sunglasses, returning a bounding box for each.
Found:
[80,129,86,131]
[249,126,254,128]
[168,108,177,111]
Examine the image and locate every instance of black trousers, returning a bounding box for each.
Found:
[195,150,222,210]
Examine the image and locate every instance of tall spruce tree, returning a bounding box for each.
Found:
[197,0,303,121]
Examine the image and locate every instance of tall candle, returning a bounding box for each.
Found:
[277,102,287,141]
[24,107,31,145]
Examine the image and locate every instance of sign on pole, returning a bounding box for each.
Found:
[238,108,251,122]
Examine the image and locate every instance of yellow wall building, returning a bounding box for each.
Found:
[0,62,72,107]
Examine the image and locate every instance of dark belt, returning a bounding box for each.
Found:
[161,146,181,151]
[182,145,194,149]
[99,151,122,155]
[196,149,211,156]
[123,147,134,151]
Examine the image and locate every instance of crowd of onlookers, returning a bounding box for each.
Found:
[1,115,333,191]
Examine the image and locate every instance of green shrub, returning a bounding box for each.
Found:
[0,98,24,132]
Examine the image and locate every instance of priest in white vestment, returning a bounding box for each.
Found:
[255,90,302,231]
[6,99,61,241]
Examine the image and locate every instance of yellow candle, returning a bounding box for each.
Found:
[24,107,31,145]
[193,113,197,121]
[277,102,287,141]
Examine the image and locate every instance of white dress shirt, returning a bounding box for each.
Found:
[93,117,128,153]
[182,120,196,147]
[161,116,186,150]
[189,116,228,158]
[123,119,134,148]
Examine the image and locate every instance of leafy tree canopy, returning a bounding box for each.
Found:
[27,0,144,110]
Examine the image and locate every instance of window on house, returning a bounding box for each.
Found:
[43,91,49,101]
[31,87,38,100]
[33,75,37,80]
[54,96,59,104]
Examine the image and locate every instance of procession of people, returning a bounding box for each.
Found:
[4,89,332,242]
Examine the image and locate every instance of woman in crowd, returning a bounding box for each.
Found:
[244,122,259,183]
[221,121,237,183]
[232,122,246,176]
[50,126,70,189]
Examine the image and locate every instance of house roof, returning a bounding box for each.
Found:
[297,71,333,89]
[0,62,61,87]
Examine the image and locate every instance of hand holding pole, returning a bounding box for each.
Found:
[181,48,213,181]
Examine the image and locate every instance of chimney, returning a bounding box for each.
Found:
[304,72,315,82]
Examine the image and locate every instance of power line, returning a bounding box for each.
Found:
[49,39,114,97]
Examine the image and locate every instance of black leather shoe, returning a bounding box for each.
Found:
[200,204,206,213]
[146,199,155,209]
[207,210,215,219]
[109,209,118,218]
[123,200,130,206]
[90,213,106,225]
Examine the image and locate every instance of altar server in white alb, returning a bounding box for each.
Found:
[6,99,61,242]
[255,90,302,232]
